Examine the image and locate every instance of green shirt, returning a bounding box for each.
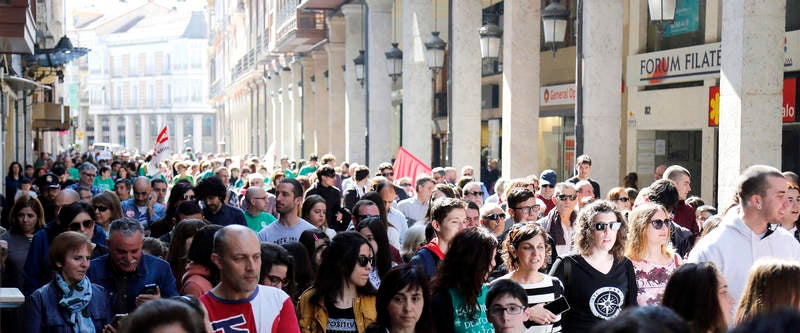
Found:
[283,169,297,179]
[68,167,79,180]
[298,165,317,176]
[94,177,115,192]
[450,284,493,333]
[244,211,277,232]
[173,174,195,186]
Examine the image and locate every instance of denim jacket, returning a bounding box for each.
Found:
[26,280,111,333]
[87,253,179,315]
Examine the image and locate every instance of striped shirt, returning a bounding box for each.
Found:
[496,274,565,333]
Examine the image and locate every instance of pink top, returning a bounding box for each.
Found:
[632,254,681,306]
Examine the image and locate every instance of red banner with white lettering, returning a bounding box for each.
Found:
[392,147,432,185]
[783,78,797,123]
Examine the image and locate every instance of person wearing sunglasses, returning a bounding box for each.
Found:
[59,201,109,259]
[91,191,123,234]
[538,170,558,216]
[607,187,633,213]
[539,183,579,257]
[549,200,638,331]
[624,203,681,306]
[298,231,377,333]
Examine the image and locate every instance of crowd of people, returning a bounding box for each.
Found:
[1,147,800,333]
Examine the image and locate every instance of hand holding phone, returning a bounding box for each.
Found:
[543,296,570,315]
[140,283,158,295]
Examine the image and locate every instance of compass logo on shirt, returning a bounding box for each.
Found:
[589,287,624,320]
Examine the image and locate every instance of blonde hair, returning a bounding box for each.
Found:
[735,258,800,325]
[624,203,675,261]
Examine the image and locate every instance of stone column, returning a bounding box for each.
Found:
[273,73,284,156]
[140,114,150,149]
[312,50,330,156]
[281,67,293,158]
[108,116,118,145]
[450,0,481,171]
[366,0,394,166]
[341,4,367,165]
[326,15,347,160]
[301,57,317,157]
[93,114,101,143]
[193,114,203,153]
[718,0,785,208]
[174,115,184,153]
[125,115,136,150]
[291,60,303,158]
[401,0,433,167]
[500,0,540,179]
[266,75,279,149]
[581,0,623,192]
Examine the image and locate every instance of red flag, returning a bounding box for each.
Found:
[393,147,432,184]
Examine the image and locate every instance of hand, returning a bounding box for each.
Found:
[335,211,343,222]
[102,324,117,333]
[135,286,161,307]
[529,303,558,325]
[0,240,8,250]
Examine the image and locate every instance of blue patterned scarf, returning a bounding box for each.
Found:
[55,273,95,333]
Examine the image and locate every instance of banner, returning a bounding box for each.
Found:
[264,141,277,174]
[392,147,432,185]
[147,126,170,177]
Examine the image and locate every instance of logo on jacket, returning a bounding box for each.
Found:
[589,287,624,320]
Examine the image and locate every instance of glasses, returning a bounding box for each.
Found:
[650,219,671,230]
[82,173,96,177]
[400,183,412,187]
[614,197,630,203]
[184,194,196,200]
[594,222,622,231]
[359,214,380,220]
[357,255,374,267]
[381,172,394,177]
[483,213,506,221]
[557,194,578,201]
[541,184,554,188]
[488,305,525,317]
[69,219,94,231]
[465,191,484,197]
[513,206,540,215]
[266,275,288,286]
[93,205,109,212]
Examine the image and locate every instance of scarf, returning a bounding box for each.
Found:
[420,237,445,260]
[55,273,95,333]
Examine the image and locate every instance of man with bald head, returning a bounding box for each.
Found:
[200,225,300,333]
[244,186,277,232]
[121,177,166,228]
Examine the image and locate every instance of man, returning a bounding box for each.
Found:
[465,201,481,229]
[663,165,699,236]
[462,182,485,208]
[154,200,205,242]
[87,218,178,315]
[215,166,239,207]
[480,203,507,238]
[654,164,667,182]
[537,183,577,257]
[343,165,371,212]
[574,180,595,210]
[304,166,345,231]
[298,154,319,176]
[35,173,62,222]
[196,176,247,227]
[397,175,435,224]
[378,162,409,201]
[279,156,297,179]
[566,154,601,199]
[151,178,168,205]
[481,159,501,195]
[321,154,343,191]
[76,186,93,204]
[350,200,382,229]
[374,180,408,246]
[244,186,277,232]
[121,177,167,228]
[65,162,104,196]
[783,171,799,184]
[200,225,300,333]
[115,178,131,202]
[431,167,446,184]
[537,169,557,215]
[462,165,475,178]
[688,165,800,309]
[258,179,315,244]
[444,167,458,186]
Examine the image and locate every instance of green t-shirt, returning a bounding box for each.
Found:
[244,211,277,232]
[283,169,297,179]
[298,165,318,176]
[173,174,195,186]
[68,167,79,180]
[450,284,493,333]
[94,177,115,192]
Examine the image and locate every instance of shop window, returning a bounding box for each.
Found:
[481,84,499,109]
[646,0,706,52]
[788,0,800,31]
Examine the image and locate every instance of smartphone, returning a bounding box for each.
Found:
[543,296,570,315]
[141,283,158,295]
[111,313,128,328]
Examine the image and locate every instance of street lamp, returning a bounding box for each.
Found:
[353,50,365,86]
[385,43,402,82]
[479,21,502,60]
[648,0,676,33]
[542,0,569,57]
[424,31,447,76]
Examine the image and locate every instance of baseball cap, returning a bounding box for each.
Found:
[540,169,557,186]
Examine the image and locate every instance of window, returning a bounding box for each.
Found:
[147,84,155,107]
[789,0,800,31]
[203,116,213,136]
[646,0,706,52]
[113,85,122,108]
[130,85,139,108]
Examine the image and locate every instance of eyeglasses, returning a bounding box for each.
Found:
[266,275,288,286]
[357,255,374,267]
[93,205,109,212]
[483,213,506,221]
[69,219,95,231]
[650,219,671,230]
[488,305,525,317]
[82,173,96,177]
[614,197,630,203]
[399,183,412,187]
[513,206,540,215]
[381,172,394,177]
[465,191,484,197]
[541,184,554,188]
[594,222,622,231]
[557,194,578,201]
[359,214,380,220]
[184,194,196,200]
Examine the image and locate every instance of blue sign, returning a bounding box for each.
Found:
[663,0,699,37]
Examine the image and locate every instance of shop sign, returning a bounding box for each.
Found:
[540,83,576,106]
[663,0,700,37]
[708,77,797,127]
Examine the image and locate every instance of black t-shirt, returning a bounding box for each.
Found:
[325,298,358,333]
[550,254,638,333]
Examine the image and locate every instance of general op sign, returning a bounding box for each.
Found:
[540,83,576,106]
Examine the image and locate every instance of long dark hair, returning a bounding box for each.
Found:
[260,242,296,299]
[310,231,377,304]
[299,229,329,274]
[282,242,314,301]
[357,217,392,278]
[167,219,207,283]
[186,225,222,285]
[367,264,433,333]
[432,227,498,319]
[662,262,727,333]
[57,202,95,229]
[162,182,194,224]
[7,161,22,179]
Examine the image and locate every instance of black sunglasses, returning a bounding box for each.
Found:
[615,197,630,203]
[93,205,109,212]
[594,222,622,231]
[359,214,380,220]
[557,194,578,201]
[69,219,94,231]
[465,191,484,197]
[541,184,554,188]
[483,213,506,220]
[357,255,374,267]
[382,172,394,177]
[650,219,671,230]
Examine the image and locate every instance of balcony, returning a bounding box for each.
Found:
[298,0,345,10]
[273,7,327,53]
[32,102,71,131]
[0,0,36,54]
[230,47,257,83]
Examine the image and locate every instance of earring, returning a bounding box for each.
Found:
[757,203,762,210]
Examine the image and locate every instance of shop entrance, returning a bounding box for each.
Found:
[654,130,703,197]
[783,124,800,174]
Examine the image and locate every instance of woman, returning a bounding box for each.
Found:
[5,161,23,211]
[303,195,337,239]
[26,231,111,332]
[497,222,564,332]
[357,217,402,288]
[91,192,122,234]
[116,166,130,181]
[606,187,632,212]
[662,262,734,333]
[60,202,108,259]
[260,242,297,301]
[173,161,194,186]
[780,183,800,241]
[625,203,681,305]
[167,219,207,286]
[282,242,314,301]
[181,225,222,298]
[297,231,377,333]
[549,200,638,332]
[364,264,433,333]
[149,182,195,239]
[93,166,115,192]
[401,224,427,263]
[120,298,206,333]
[299,229,330,275]
[734,258,800,325]
[430,227,498,333]
[2,195,45,289]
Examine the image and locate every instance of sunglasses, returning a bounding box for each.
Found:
[93,205,109,212]
[541,184,554,188]
[359,214,380,220]
[615,197,630,203]
[69,219,95,231]
[184,194,196,200]
[650,219,672,230]
[465,191,484,197]
[483,213,506,220]
[357,255,374,267]
[594,222,622,231]
[557,194,578,201]
[382,172,394,177]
